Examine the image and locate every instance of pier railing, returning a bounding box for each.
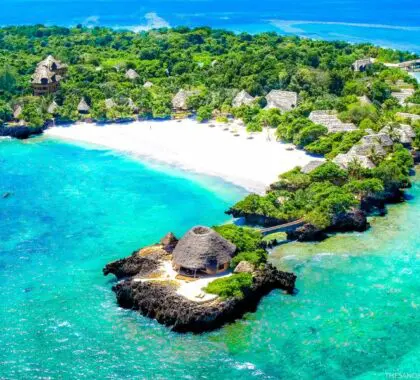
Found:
[260,219,305,235]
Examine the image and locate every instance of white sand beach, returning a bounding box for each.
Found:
[45,119,318,193]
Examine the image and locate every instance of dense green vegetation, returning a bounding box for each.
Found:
[0,25,418,238]
[0,25,418,132]
[230,249,267,269]
[229,144,414,229]
[213,224,263,252]
[204,273,253,299]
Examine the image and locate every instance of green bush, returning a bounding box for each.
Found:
[293,123,328,147]
[196,105,213,122]
[230,249,267,269]
[215,115,228,123]
[204,273,253,299]
[310,162,348,186]
[305,130,365,158]
[213,224,262,252]
[275,167,311,191]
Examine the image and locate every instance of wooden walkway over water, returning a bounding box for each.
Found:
[260,219,305,235]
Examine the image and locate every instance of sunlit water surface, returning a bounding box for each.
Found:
[0,138,419,379]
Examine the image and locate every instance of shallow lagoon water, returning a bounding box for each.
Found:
[0,138,419,379]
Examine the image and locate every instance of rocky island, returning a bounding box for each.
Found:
[104,225,296,333]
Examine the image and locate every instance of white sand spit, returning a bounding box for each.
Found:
[45,119,317,193]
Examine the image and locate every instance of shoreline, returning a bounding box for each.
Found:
[44,119,318,194]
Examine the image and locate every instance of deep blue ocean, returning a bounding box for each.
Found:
[0,0,420,52]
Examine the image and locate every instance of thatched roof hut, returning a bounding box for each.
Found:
[396,112,420,122]
[308,110,357,133]
[265,90,297,111]
[381,124,416,145]
[333,153,375,170]
[47,101,59,114]
[31,66,59,84]
[32,55,66,96]
[360,133,393,148]
[348,143,386,158]
[391,89,415,105]
[172,90,199,111]
[301,160,324,174]
[143,81,153,88]
[37,55,67,73]
[13,105,22,119]
[105,98,116,110]
[352,58,374,71]
[172,226,236,275]
[232,90,254,108]
[125,69,139,80]
[77,98,90,114]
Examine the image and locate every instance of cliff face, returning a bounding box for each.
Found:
[111,263,296,333]
[0,126,44,139]
[287,208,369,242]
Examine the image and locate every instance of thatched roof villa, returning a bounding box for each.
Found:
[125,69,139,80]
[301,160,324,174]
[396,112,420,122]
[172,90,199,112]
[172,226,236,276]
[32,55,67,96]
[333,130,396,169]
[77,98,90,114]
[391,89,415,105]
[381,124,416,146]
[13,105,23,120]
[348,142,386,158]
[37,55,68,76]
[352,58,374,72]
[31,66,61,96]
[360,133,394,148]
[309,110,357,133]
[333,153,375,170]
[232,90,254,108]
[265,90,297,111]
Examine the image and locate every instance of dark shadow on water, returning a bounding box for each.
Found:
[404,193,415,201]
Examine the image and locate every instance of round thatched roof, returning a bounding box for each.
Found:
[172,226,236,270]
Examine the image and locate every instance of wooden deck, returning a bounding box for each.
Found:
[260,219,305,235]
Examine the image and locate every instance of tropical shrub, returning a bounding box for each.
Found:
[204,273,253,299]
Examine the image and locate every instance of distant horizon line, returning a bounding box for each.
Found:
[1,21,419,54]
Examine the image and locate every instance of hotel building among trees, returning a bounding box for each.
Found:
[31,55,67,96]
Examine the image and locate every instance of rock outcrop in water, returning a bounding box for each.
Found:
[0,125,44,139]
[112,262,295,333]
[287,208,369,241]
[104,233,296,333]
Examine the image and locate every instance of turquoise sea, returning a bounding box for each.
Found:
[0,135,419,379]
[0,0,419,53]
